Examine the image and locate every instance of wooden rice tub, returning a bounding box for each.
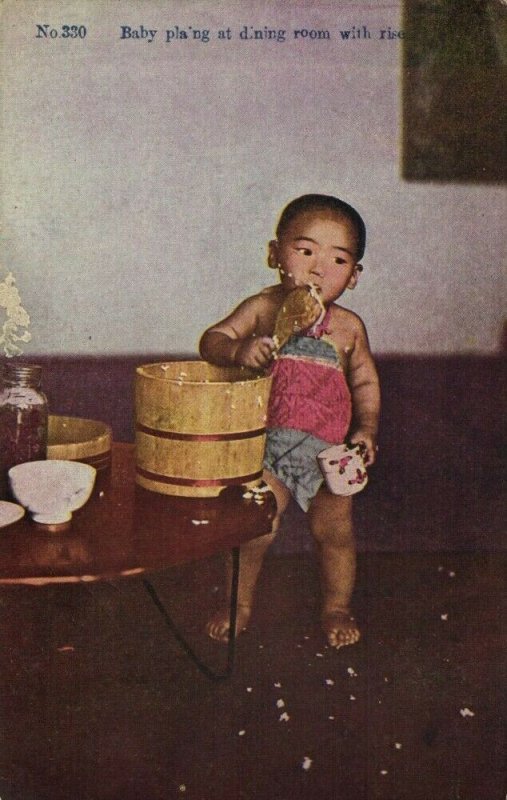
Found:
[134,361,272,497]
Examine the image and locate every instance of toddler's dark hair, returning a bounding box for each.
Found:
[276,194,366,261]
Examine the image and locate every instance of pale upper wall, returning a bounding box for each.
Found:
[1,0,505,355]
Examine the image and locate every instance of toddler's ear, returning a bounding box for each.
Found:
[348,264,363,290]
[267,239,279,269]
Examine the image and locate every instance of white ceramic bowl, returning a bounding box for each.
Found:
[8,460,97,525]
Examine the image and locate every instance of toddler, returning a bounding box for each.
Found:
[199,194,380,649]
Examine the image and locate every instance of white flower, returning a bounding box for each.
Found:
[0,273,21,307]
[0,271,31,357]
[8,303,30,327]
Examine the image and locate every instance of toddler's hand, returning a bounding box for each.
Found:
[349,432,378,465]
[234,336,275,369]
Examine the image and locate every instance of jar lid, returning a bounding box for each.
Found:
[1,363,43,386]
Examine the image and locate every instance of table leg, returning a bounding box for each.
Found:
[142,546,240,682]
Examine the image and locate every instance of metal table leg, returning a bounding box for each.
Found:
[142,546,240,682]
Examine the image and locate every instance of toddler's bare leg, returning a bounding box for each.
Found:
[309,490,360,649]
[206,469,290,643]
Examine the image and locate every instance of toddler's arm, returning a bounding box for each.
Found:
[199,296,275,369]
[347,319,380,464]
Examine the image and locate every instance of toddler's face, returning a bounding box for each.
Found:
[270,212,361,304]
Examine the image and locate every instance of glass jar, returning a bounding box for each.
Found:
[0,363,48,499]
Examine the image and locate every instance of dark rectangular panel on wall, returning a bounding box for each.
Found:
[403,0,506,182]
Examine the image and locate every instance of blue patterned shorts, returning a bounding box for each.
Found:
[263,427,334,512]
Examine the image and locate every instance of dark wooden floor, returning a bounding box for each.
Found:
[0,546,504,800]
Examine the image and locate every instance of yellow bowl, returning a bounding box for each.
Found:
[47,415,112,471]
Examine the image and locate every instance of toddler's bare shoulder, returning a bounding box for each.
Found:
[259,284,284,298]
[235,287,275,311]
[233,286,281,329]
[329,304,367,333]
[256,285,285,310]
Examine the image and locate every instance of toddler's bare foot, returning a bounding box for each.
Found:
[322,609,360,649]
[206,603,252,644]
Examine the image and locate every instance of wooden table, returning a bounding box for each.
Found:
[0,443,276,680]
